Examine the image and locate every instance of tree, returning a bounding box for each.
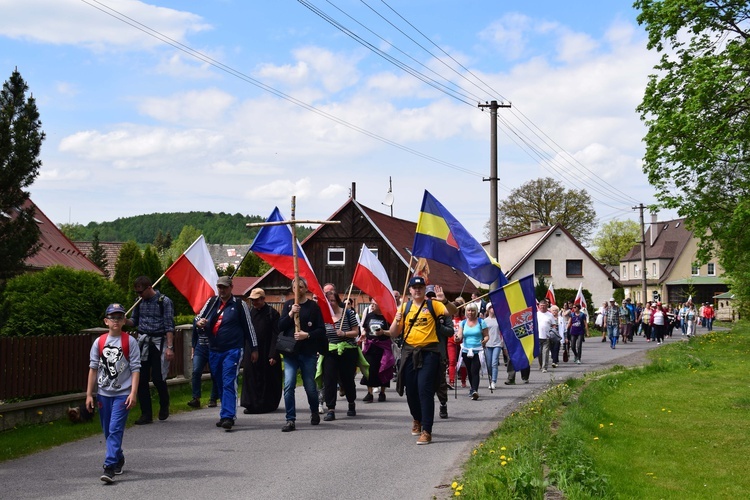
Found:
[0,69,45,280]
[636,0,750,308]
[88,230,109,278]
[486,177,596,243]
[591,220,641,267]
[142,245,162,284]
[166,225,202,264]
[113,241,141,293]
[59,222,86,241]
[236,251,271,277]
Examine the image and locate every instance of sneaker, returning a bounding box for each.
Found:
[471,391,479,400]
[439,404,448,419]
[504,380,515,385]
[347,403,356,417]
[324,410,336,421]
[490,382,496,390]
[523,379,529,384]
[416,430,432,445]
[114,458,124,475]
[447,381,455,390]
[363,393,374,403]
[378,392,386,402]
[215,419,224,427]
[318,403,325,414]
[281,420,296,432]
[158,407,169,421]
[187,398,201,408]
[551,363,557,368]
[134,415,153,425]
[221,418,234,430]
[461,382,467,388]
[411,420,422,436]
[208,399,218,408]
[576,359,581,364]
[100,467,115,484]
[311,412,320,425]
[542,369,547,373]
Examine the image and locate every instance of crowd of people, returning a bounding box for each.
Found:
[87,273,716,482]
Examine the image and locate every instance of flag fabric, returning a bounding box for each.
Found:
[488,275,538,371]
[412,191,508,286]
[546,283,556,306]
[164,235,219,314]
[249,207,333,324]
[352,244,398,324]
[574,283,587,312]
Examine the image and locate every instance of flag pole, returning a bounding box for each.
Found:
[125,271,167,316]
[400,255,416,305]
[290,196,302,332]
[340,283,355,332]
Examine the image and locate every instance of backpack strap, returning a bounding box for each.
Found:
[98,334,130,361]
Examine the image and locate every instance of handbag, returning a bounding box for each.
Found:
[275,333,297,355]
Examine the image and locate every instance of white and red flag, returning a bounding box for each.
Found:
[546,283,556,306]
[352,244,398,324]
[165,235,219,313]
[573,282,587,312]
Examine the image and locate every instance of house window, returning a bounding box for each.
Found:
[691,265,700,276]
[652,263,657,278]
[622,265,627,280]
[566,259,583,276]
[707,263,716,276]
[368,248,379,259]
[327,247,345,265]
[634,264,640,278]
[534,259,551,276]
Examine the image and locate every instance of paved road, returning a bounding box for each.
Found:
[0,333,690,499]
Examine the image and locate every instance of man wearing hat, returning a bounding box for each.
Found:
[388,276,457,445]
[241,288,282,414]
[196,276,258,430]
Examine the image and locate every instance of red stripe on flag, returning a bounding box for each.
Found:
[165,254,217,313]
[352,263,397,324]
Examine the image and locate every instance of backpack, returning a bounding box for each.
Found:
[98,334,131,361]
[402,299,454,342]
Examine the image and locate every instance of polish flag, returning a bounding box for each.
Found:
[573,282,587,312]
[352,245,398,324]
[165,235,219,313]
[545,283,556,306]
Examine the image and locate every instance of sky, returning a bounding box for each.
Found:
[0,0,666,245]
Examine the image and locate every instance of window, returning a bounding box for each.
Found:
[534,259,551,276]
[652,263,657,278]
[634,264,640,278]
[368,248,379,259]
[566,259,583,276]
[707,263,716,276]
[691,265,700,276]
[327,247,345,265]
[622,265,627,280]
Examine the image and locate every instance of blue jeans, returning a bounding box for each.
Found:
[707,318,713,331]
[192,345,219,401]
[403,350,440,433]
[209,348,243,420]
[98,394,129,468]
[283,352,318,422]
[485,346,502,383]
[607,324,619,348]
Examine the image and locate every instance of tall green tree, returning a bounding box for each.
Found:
[592,220,641,267]
[142,245,162,284]
[636,0,750,307]
[166,225,202,264]
[236,251,271,277]
[113,241,141,293]
[486,177,596,243]
[0,69,45,280]
[88,230,109,278]
[59,222,86,241]
[127,251,145,304]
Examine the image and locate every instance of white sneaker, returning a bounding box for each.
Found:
[490,382,496,390]
[542,369,547,373]
[318,403,324,414]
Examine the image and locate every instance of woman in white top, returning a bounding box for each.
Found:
[483,305,502,390]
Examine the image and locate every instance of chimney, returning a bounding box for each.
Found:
[650,213,658,246]
[530,220,541,231]
[351,182,356,200]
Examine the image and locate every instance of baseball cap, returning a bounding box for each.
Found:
[249,288,265,299]
[217,276,233,287]
[425,285,436,298]
[408,276,426,287]
[105,303,126,315]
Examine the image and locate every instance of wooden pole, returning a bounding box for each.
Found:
[291,196,301,332]
[340,283,355,331]
[125,271,167,316]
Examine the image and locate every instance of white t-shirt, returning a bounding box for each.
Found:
[537,311,556,340]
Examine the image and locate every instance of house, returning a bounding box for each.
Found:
[714,292,737,322]
[619,215,727,305]
[20,200,104,275]
[252,191,478,304]
[74,241,124,278]
[206,243,246,273]
[483,222,620,307]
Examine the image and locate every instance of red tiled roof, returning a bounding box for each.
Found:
[232,276,261,296]
[74,241,124,278]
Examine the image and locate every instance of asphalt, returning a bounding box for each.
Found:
[0,329,706,500]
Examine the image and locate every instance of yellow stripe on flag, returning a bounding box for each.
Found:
[520,335,535,362]
[416,212,451,240]
[505,282,527,312]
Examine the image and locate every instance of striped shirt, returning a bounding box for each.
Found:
[325,309,359,345]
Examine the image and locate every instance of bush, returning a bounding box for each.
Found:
[0,266,126,336]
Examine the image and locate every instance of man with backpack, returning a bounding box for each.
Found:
[388,276,457,445]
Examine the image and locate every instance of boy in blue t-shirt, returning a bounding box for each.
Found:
[86,303,141,484]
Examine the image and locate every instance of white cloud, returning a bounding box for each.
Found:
[37,168,88,181]
[246,179,313,201]
[478,13,534,60]
[255,46,362,93]
[138,88,236,125]
[0,0,210,50]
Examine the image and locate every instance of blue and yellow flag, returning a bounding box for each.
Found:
[488,275,538,371]
[412,190,508,286]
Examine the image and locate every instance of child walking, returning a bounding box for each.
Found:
[86,303,141,484]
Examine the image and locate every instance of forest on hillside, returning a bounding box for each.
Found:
[60,211,314,244]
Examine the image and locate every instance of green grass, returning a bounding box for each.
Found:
[449,324,750,499]
[0,379,212,463]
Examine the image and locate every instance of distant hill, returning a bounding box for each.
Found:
[76,212,314,245]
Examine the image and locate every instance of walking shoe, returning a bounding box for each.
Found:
[221,418,234,430]
[542,369,547,373]
[504,380,515,385]
[311,411,320,425]
[100,467,115,484]
[576,359,581,364]
[490,382,496,390]
[411,420,422,436]
[416,430,432,445]
[363,393,374,403]
[601,338,607,342]
[114,458,125,475]
[208,399,218,408]
[447,381,455,390]
[281,420,296,432]
[461,382,467,388]
[134,415,152,425]
[347,403,356,417]
[523,378,529,384]
[324,410,336,421]
[471,391,479,400]
[439,403,448,419]
[158,407,169,421]
[378,392,386,402]
[551,363,557,368]
[215,419,224,427]
[187,398,201,408]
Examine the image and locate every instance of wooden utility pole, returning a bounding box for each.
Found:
[634,203,647,303]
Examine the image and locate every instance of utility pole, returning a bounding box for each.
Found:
[479,100,511,291]
[633,203,647,304]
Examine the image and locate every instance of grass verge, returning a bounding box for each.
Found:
[448,324,750,499]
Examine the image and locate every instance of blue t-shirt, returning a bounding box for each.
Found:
[460,318,487,351]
